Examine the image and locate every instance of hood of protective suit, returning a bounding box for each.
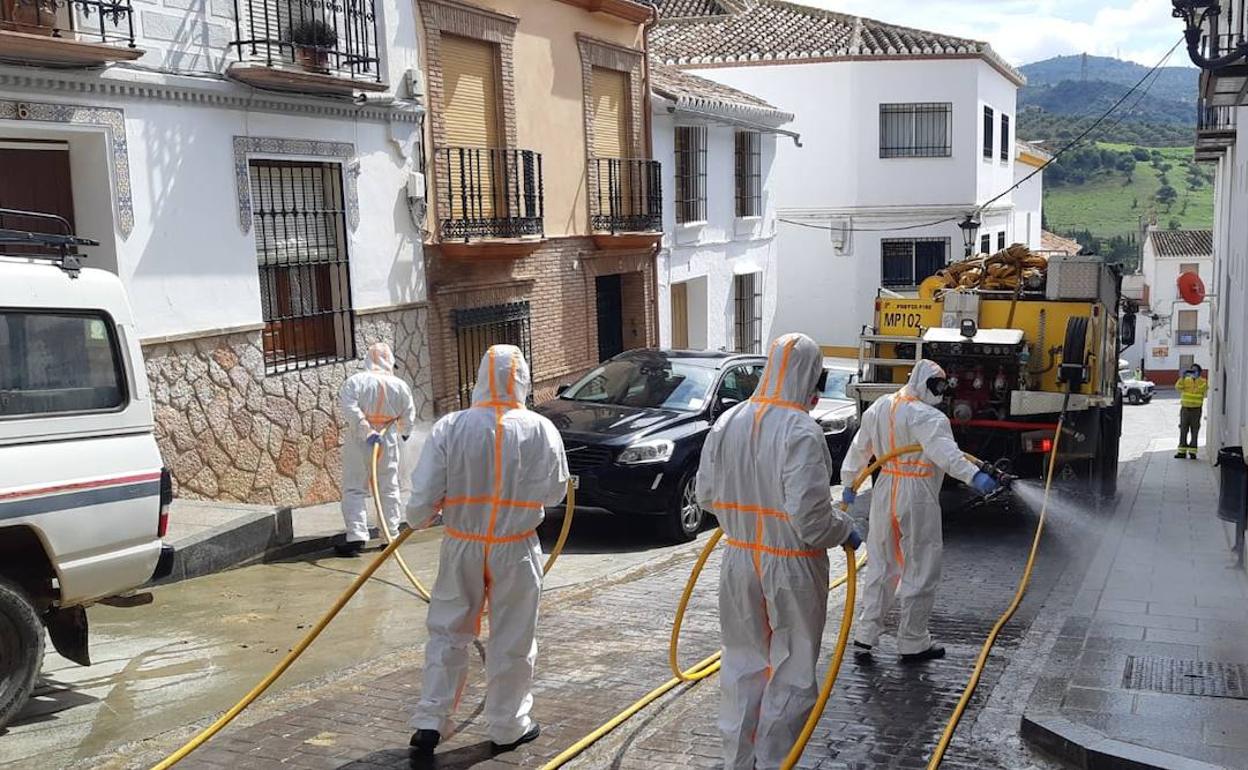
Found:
[753,333,824,408]
[363,342,396,374]
[904,359,947,406]
[470,345,531,407]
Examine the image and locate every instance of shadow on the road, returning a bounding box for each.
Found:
[5,678,99,730]
[336,741,497,769]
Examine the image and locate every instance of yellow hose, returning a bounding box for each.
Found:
[925,417,1065,768]
[371,443,432,602]
[153,441,577,769]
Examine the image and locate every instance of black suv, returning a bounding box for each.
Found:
[536,349,766,542]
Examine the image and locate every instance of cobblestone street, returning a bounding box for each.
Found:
[65,398,1197,770]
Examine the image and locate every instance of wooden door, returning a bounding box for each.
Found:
[596,274,624,362]
[0,144,74,255]
[671,282,689,349]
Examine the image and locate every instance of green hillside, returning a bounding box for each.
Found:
[1043,144,1214,266]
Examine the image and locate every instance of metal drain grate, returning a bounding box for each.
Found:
[1122,656,1248,699]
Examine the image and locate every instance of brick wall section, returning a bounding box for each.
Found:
[144,307,434,506]
[427,238,657,414]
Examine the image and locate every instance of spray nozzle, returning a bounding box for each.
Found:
[979,458,1019,490]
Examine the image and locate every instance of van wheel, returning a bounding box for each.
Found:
[0,578,43,731]
[662,467,704,543]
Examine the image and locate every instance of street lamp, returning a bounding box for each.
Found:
[1172,1,1248,69]
[959,213,981,257]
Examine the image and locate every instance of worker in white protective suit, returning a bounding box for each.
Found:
[840,359,999,663]
[697,332,863,770]
[406,345,568,757]
[336,342,416,557]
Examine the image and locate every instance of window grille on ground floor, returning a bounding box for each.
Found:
[733,272,762,354]
[251,160,355,374]
[452,302,533,409]
[881,238,949,288]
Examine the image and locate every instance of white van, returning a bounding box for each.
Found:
[0,238,172,729]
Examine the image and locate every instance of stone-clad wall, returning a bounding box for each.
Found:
[144,306,433,507]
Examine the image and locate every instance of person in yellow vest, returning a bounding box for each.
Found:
[1175,364,1208,459]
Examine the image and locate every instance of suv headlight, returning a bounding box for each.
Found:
[819,415,851,434]
[617,438,675,465]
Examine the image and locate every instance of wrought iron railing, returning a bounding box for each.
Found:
[229,0,381,82]
[439,147,544,242]
[592,158,662,234]
[0,0,137,47]
[452,302,532,409]
[1198,100,1237,132]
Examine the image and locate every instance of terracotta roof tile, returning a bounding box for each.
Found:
[649,60,788,117]
[1040,231,1083,256]
[650,0,1023,85]
[1148,229,1213,258]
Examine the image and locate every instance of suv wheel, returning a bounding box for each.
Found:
[0,578,44,731]
[1128,390,1141,405]
[662,468,704,543]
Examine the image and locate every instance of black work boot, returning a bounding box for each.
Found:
[852,641,874,664]
[900,645,946,664]
[334,540,364,557]
[409,729,440,757]
[491,722,541,754]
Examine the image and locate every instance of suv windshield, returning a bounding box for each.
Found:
[563,356,718,412]
[820,369,853,400]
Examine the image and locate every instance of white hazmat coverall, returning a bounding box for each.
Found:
[840,359,980,655]
[407,345,568,745]
[697,332,857,770]
[339,343,416,543]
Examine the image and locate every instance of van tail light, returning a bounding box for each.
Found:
[158,467,173,539]
[1022,431,1054,454]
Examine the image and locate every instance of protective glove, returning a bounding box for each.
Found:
[843,530,863,550]
[841,487,856,506]
[970,471,1000,496]
[365,431,383,448]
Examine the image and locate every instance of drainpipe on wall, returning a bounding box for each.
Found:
[642,4,661,348]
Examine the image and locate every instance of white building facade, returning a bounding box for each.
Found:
[651,0,1031,353]
[1139,229,1214,386]
[0,0,430,505]
[650,63,793,352]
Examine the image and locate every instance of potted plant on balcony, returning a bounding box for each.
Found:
[0,0,58,35]
[289,18,336,73]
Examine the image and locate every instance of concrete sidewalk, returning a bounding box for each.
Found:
[1023,440,1248,769]
[156,498,377,584]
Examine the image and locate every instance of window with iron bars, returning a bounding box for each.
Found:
[452,302,533,409]
[1000,114,1011,161]
[675,126,707,224]
[733,272,762,354]
[879,103,952,158]
[983,106,995,159]
[250,160,355,374]
[881,238,949,288]
[735,131,762,217]
[997,231,1006,251]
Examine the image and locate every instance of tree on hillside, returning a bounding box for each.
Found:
[1156,184,1178,209]
[1132,147,1150,161]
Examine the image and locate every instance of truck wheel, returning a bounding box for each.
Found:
[1128,391,1141,405]
[1091,397,1123,500]
[662,467,704,543]
[0,578,43,731]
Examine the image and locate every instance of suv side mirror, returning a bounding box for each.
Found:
[714,396,741,418]
[556,384,571,397]
[1119,317,1136,347]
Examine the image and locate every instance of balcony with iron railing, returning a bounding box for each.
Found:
[0,0,143,66]
[1196,98,1237,161]
[436,147,544,258]
[590,157,662,249]
[1175,0,1248,103]
[226,0,385,95]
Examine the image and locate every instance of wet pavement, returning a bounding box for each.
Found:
[0,512,711,769]
[0,397,1205,770]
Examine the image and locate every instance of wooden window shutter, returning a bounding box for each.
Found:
[441,35,500,148]
[671,282,689,349]
[591,67,630,159]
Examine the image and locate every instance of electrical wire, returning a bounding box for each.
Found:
[778,37,1185,236]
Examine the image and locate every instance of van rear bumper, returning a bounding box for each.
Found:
[150,544,175,581]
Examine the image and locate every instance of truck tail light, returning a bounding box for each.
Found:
[1022,430,1054,454]
[158,467,173,539]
